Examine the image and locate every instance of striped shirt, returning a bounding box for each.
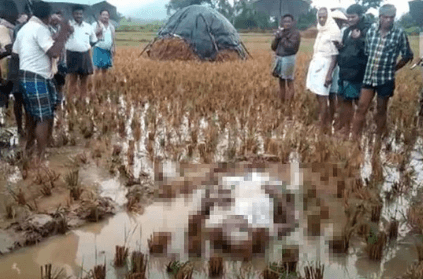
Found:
[363,23,413,87]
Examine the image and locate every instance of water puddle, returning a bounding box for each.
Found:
[0,160,421,278]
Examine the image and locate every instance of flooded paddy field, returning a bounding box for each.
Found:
[0,34,423,279]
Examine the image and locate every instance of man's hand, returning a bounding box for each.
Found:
[351,29,361,39]
[324,75,332,88]
[396,57,413,71]
[60,19,73,35]
[0,44,12,59]
[274,28,284,39]
[95,26,103,37]
[412,57,423,67]
[5,44,12,53]
[332,40,343,50]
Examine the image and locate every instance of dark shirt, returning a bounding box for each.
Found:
[338,17,371,83]
[271,28,301,57]
[7,23,25,84]
[13,23,25,42]
[363,23,413,86]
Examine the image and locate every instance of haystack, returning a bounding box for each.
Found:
[144,5,249,61]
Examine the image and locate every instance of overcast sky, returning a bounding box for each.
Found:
[106,0,412,20]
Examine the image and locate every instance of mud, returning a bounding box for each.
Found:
[1,106,423,279]
[0,139,127,256]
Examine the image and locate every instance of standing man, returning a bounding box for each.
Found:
[271,14,301,102]
[306,8,343,132]
[50,10,68,103]
[13,1,71,161]
[92,9,116,77]
[0,1,18,126]
[8,11,29,136]
[65,5,100,104]
[328,9,348,127]
[335,4,370,137]
[351,4,413,141]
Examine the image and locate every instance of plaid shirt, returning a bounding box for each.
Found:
[363,23,413,86]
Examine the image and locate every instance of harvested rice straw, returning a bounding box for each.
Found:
[214,49,241,62]
[148,37,243,62]
[148,38,199,61]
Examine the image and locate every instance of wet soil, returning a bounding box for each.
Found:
[1,109,423,279]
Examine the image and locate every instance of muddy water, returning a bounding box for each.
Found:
[0,161,421,279]
[1,116,422,278]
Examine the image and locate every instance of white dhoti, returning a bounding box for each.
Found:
[306,55,339,96]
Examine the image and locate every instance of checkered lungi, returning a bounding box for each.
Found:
[19,70,60,122]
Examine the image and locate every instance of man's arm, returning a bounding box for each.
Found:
[45,21,72,59]
[280,31,301,52]
[271,30,282,51]
[396,32,413,71]
[324,55,338,88]
[0,44,12,59]
[271,37,280,51]
[90,24,99,47]
[0,25,12,59]
[111,26,116,57]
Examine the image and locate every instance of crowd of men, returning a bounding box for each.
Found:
[0,1,116,162]
[272,3,414,140]
[0,1,418,163]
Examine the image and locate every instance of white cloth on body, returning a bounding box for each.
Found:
[12,16,54,79]
[65,20,97,53]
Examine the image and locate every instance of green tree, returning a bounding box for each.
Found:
[215,0,235,23]
[232,0,272,30]
[398,13,418,29]
[296,7,317,30]
[165,0,273,30]
[355,0,383,12]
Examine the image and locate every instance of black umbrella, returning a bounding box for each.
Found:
[253,0,311,21]
[0,0,20,23]
[7,0,118,23]
[43,0,118,24]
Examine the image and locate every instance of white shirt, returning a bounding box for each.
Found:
[12,16,54,79]
[65,20,97,52]
[92,21,114,50]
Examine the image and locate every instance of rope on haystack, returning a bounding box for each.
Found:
[140,34,249,62]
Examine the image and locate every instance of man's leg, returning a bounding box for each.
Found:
[0,82,11,126]
[328,93,337,126]
[25,115,36,155]
[351,88,376,140]
[316,95,329,130]
[67,73,78,101]
[79,74,89,101]
[334,95,345,131]
[375,96,390,138]
[278,79,286,101]
[35,120,49,161]
[13,91,24,136]
[47,118,54,147]
[339,99,354,136]
[286,80,295,101]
